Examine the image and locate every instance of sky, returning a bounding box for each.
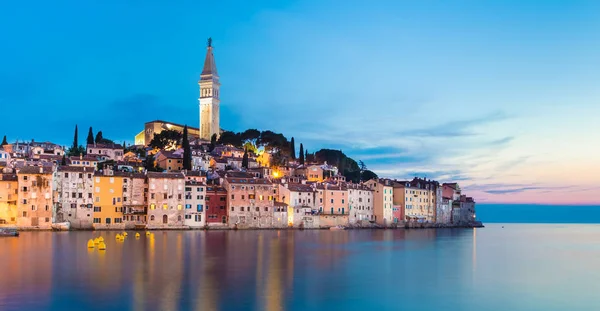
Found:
[1,0,599,205]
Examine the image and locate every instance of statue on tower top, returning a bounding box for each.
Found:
[207,37,212,48]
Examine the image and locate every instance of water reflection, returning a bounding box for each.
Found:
[6,226,598,311]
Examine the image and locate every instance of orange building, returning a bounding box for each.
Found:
[0,173,18,224]
[17,166,54,229]
[93,172,125,229]
[316,183,348,215]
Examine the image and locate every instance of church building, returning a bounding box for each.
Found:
[135,38,221,146]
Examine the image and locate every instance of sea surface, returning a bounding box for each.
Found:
[2,224,600,311]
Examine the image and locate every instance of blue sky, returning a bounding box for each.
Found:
[1,0,599,204]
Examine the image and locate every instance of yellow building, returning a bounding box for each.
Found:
[0,173,18,224]
[93,172,125,229]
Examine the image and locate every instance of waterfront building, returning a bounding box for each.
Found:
[87,143,124,161]
[438,197,451,224]
[184,180,206,228]
[147,172,185,228]
[122,173,147,229]
[452,195,476,224]
[0,173,18,224]
[392,180,409,224]
[403,178,436,223]
[368,178,394,226]
[92,172,125,229]
[199,38,221,141]
[205,185,228,226]
[17,166,54,229]
[315,183,348,215]
[348,183,374,225]
[191,147,211,172]
[279,183,318,228]
[222,177,275,228]
[54,166,95,229]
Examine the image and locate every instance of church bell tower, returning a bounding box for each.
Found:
[199,37,220,141]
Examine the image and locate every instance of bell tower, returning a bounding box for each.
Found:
[199,37,220,141]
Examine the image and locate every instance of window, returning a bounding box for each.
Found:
[259,195,264,201]
[330,199,334,204]
[163,204,167,210]
[150,215,155,221]
[256,207,259,212]
[177,204,182,210]
[249,194,255,200]
[93,218,101,223]
[195,215,201,222]
[231,194,235,200]
[185,215,192,219]
[342,199,345,204]
[105,218,111,224]
[94,206,101,212]
[22,211,27,217]
[231,206,234,211]
[197,204,203,212]
[114,218,122,223]
[264,207,268,212]
[241,206,244,212]
[219,197,225,202]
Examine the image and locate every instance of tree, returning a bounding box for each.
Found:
[217,131,242,148]
[299,143,304,165]
[242,148,249,169]
[182,125,192,170]
[149,129,182,150]
[240,129,260,143]
[61,154,67,166]
[362,170,378,181]
[1,135,7,146]
[145,154,160,171]
[209,134,217,151]
[95,131,103,144]
[72,125,78,152]
[305,149,309,163]
[86,127,94,145]
[290,137,296,159]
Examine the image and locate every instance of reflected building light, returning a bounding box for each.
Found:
[266,239,283,311]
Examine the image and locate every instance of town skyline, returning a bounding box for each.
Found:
[1,1,599,205]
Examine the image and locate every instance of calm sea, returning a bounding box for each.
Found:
[2,206,600,310]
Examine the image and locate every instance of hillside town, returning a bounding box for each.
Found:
[0,39,478,230]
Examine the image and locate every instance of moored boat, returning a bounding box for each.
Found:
[0,228,19,237]
[52,222,71,231]
[329,225,346,231]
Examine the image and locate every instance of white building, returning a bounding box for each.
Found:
[86,143,124,161]
[54,166,95,229]
[348,184,374,224]
[184,180,206,228]
[279,183,318,228]
[147,172,185,229]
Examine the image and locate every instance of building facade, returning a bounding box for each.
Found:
[369,179,394,226]
[205,185,227,226]
[93,173,125,229]
[223,178,275,228]
[147,172,185,228]
[184,180,206,228]
[54,166,95,229]
[0,173,18,224]
[316,183,348,215]
[17,166,54,229]
[348,184,374,224]
[122,173,147,229]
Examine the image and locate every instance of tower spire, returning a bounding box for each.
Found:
[201,37,218,77]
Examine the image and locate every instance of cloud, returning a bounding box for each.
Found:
[395,111,510,138]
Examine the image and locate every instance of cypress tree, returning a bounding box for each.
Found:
[86,127,94,145]
[305,149,309,163]
[1,135,7,146]
[210,133,217,151]
[299,143,304,165]
[95,131,103,144]
[242,148,249,169]
[290,137,296,159]
[182,126,192,170]
[61,154,67,166]
[70,125,78,155]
